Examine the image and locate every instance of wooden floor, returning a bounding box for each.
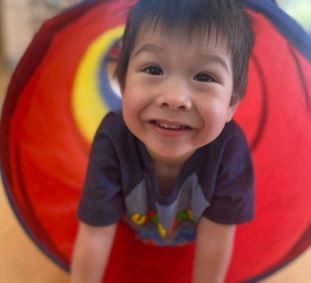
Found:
[0,68,311,282]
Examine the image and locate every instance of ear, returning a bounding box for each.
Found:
[226,97,240,122]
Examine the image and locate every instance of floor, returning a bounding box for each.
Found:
[0,67,311,282]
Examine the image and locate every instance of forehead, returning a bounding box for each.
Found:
[132,23,230,57]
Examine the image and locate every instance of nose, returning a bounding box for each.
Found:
[155,80,192,111]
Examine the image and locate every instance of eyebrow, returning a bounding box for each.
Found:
[131,43,230,74]
[131,43,164,59]
[201,54,230,74]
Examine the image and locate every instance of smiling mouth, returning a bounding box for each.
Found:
[150,120,192,131]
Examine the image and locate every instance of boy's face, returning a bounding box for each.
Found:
[121,26,238,164]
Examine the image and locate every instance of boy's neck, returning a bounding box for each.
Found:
[152,160,182,195]
[152,157,183,169]
[145,147,195,194]
[146,146,194,170]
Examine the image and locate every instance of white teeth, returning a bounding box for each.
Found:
[155,121,186,130]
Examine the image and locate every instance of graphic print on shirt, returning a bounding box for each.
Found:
[124,173,210,245]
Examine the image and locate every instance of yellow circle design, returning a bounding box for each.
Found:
[72,25,124,142]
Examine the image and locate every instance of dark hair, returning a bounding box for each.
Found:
[115,0,254,103]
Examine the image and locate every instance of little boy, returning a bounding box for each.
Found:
[71,0,255,282]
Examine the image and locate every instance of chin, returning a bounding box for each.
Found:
[148,145,195,163]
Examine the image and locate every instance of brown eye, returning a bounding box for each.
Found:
[194,73,216,83]
[143,66,163,76]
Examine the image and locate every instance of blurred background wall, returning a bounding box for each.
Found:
[0,0,80,71]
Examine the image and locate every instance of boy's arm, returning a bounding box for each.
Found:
[192,217,236,283]
[70,222,116,283]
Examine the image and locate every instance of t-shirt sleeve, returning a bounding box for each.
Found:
[77,121,125,226]
[203,132,254,224]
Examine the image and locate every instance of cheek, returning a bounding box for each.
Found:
[198,102,230,136]
[199,100,229,122]
[122,85,148,126]
[121,99,138,136]
[122,79,154,112]
[122,90,144,113]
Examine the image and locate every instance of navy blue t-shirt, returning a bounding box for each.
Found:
[78,111,254,246]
